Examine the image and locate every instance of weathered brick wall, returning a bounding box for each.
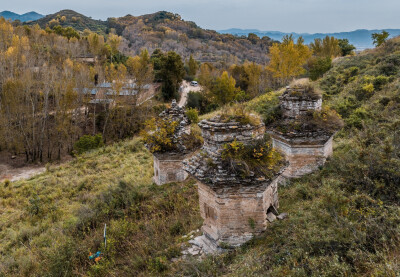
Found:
[198,177,280,246]
[153,154,188,185]
[271,135,333,178]
[280,97,322,119]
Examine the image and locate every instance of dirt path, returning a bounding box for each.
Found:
[179,81,203,107]
[0,163,46,182]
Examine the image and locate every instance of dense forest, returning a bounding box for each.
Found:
[0,17,164,162]
[0,10,399,276]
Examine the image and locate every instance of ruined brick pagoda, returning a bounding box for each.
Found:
[152,100,191,185]
[268,85,337,178]
[184,115,286,250]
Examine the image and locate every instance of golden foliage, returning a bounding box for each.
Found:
[267,35,312,84]
[141,118,179,153]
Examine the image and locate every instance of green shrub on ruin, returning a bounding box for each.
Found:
[221,135,284,179]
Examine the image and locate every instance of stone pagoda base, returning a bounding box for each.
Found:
[197,177,280,247]
[153,153,188,186]
[269,132,333,178]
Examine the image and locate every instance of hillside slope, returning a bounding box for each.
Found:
[175,38,400,276]
[27,10,276,64]
[1,39,399,276]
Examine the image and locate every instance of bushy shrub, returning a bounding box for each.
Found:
[141,118,178,153]
[309,57,332,81]
[221,135,284,179]
[373,75,390,90]
[311,106,344,132]
[148,256,168,273]
[187,91,216,114]
[73,134,104,155]
[345,107,368,129]
[379,53,400,76]
[246,91,281,125]
[185,107,199,124]
[334,96,360,118]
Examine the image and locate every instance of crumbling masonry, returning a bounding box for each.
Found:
[153,100,191,185]
[269,86,335,178]
[184,116,286,249]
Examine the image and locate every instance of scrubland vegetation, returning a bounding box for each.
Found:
[0,139,202,276]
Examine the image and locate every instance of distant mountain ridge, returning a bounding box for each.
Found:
[25,10,277,64]
[0,11,44,22]
[218,28,400,50]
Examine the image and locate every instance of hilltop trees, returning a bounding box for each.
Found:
[87,32,105,56]
[308,36,350,80]
[267,35,311,85]
[338,38,356,56]
[372,30,390,47]
[211,71,241,105]
[310,36,341,58]
[127,49,154,94]
[0,19,157,162]
[187,54,198,77]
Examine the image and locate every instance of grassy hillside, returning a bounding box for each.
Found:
[0,139,201,276]
[1,39,400,276]
[27,10,276,64]
[175,38,400,276]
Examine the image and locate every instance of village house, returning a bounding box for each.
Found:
[80,80,161,107]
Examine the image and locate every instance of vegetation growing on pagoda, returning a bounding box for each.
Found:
[273,106,344,134]
[221,135,285,179]
[141,117,202,153]
[141,118,179,153]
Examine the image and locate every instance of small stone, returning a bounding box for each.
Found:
[11,156,16,159]
[277,213,288,220]
[267,212,277,222]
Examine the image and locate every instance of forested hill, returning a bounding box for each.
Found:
[26,10,277,64]
[26,10,108,33]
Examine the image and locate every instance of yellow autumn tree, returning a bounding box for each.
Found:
[267,35,311,85]
[212,71,241,105]
[310,36,341,58]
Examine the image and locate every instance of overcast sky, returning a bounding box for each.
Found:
[3,0,400,33]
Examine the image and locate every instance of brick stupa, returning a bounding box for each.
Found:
[268,86,335,178]
[152,100,191,185]
[184,115,286,250]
